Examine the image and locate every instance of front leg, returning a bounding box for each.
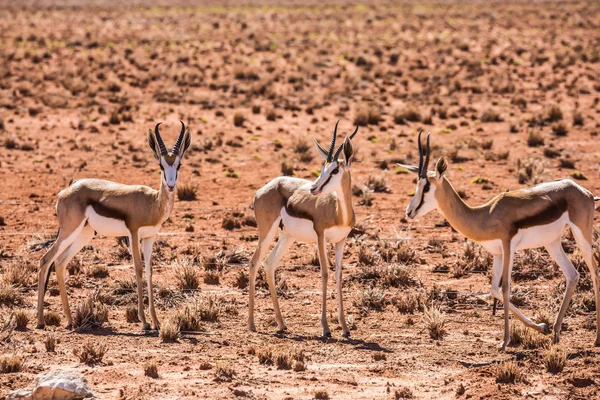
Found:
[317,234,331,337]
[335,239,350,337]
[142,236,159,330]
[500,241,513,351]
[130,232,149,331]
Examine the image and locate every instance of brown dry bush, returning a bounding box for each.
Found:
[159,318,180,343]
[546,104,563,122]
[424,305,447,340]
[544,345,566,374]
[0,284,21,306]
[233,112,245,127]
[314,390,330,400]
[177,181,197,201]
[527,129,544,147]
[144,359,159,378]
[44,311,61,326]
[204,270,220,285]
[45,333,57,352]
[481,108,503,123]
[72,296,108,330]
[378,239,417,265]
[214,364,235,382]
[354,285,387,314]
[89,264,109,279]
[354,104,381,126]
[495,360,522,384]
[366,175,390,193]
[12,310,29,330]
[173,304,203,332]
[173,258,199,290]
[394,107,421,124]
[509,321,550,349]
[74,339,107,365]
[0,355,22,374]
[394,387,414,399]
[394,293,424,314]
[552,122,568,136]
[125,306,139,323]
[234,270,249,289]
[573,110,584,126]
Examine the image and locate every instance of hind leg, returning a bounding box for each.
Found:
[248,217,280,332]
[570,225,600,346]
[37,219,87,329]
[53,224,95,329]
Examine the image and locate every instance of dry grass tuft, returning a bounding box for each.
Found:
[510,322,550,349]
[552,122,568,136]
[233,112,245,127]
[125,306,139,323]
[44,311,61,327]
[72,296,108,330]
[354,285,387,314]
[144,359,159,378]
[544,345,566,374]
[177,181,197,201]
[424,305,447,340]
[394,293,424,314]
[74,338,107,365]
[394,107,421,124]
[0,355,22,374]
[481,108,503,123]
[354,104,381,126]
[527,129,544,147]
[173,304,203,332]
[367,175,390,193]
[314,390,330,400]
[234,270,249,289]
[173,258,199,290]
[0,284,21,306]
[214,364,235,382]
[159,318,180,343]
[12,310,29,330]
[394,387,414,399]
[495,360,522,384]
[546,104,563,122]
[45,333,57,352]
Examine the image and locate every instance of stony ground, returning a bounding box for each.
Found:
[1,1,600,399]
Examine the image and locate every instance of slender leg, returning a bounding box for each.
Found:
[54,224,95,329]
[570,226,600,346]
[491,254,549,334]
[545,240,579,343]
[142,237,159,330]
[334,239,350,337]
[37,219,87,329]
[129,231,148,330]
[500,242,513,351]
[263,231,295,332]
[317,234,331,337]
[248,218,280,332]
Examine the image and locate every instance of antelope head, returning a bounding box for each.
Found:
[148,121,192,192]
[310,120,359,196]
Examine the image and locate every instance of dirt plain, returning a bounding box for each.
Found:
[1,1,600,399]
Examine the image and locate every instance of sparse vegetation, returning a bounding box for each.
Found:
[177,181,197,201]
[72,296,109,330]
[144,359,159,378]
[0,356,22,374]
[495,360,522,384]
[173,258,199,290]
[74,338,107,365]
[159,318,180,343]
[544,345,566,374]
[424,305,447,340]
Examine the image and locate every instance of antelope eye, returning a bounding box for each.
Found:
[331,167,339,175]
[423,181,430,193]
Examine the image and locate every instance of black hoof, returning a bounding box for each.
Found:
[36,323,45,330]
[65,324,73,331]
[323,332,332,338]
[342,332,351,338]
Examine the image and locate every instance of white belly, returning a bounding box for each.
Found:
[281,207,316,242]
[478,212,569,255]
[325,226,352,243]
[85,206,129,237]
[512,212,568,251]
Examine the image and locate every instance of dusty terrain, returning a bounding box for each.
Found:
[1,1,600,399]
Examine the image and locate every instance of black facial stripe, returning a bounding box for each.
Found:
[318,171,334,192]
[414,181,428,212]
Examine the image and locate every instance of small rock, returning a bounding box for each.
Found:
[7,368,95,400]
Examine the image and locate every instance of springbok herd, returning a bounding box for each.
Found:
[36,121,600,351]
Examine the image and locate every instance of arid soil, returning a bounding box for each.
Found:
[1,1,600,399]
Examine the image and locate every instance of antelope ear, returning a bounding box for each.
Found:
[179,130,192,158]
[312,137,329,160]
[343,136,354,166]
[396,164,419,174]
[148,129,160,160]
[435,157,448,180]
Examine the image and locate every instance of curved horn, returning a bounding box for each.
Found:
[349,125,359,140]
[172,120,186,155]
[332,124,359,161]
[417,130,424,177]
[326,120,339,163]
[421,133,431,178]
[154,122,168,156]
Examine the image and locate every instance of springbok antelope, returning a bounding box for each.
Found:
[248,121,358,337]
[400,133,600,350]
[37,122,191,331]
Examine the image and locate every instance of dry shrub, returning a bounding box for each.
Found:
[74,338,107,365]
[358,243,378,267]
[45,334,57,352]
[255,345,305,370]
[395,293,424,314]
[293,137,310,154]
[495,360,522,384]
[544,345,566,374]
[144,359,159,378]
[481,108,503,123]
[159,318,180,343]
[394,387,414,399]
[204,270,220,285]
[177,181,197,201]
[234,270,249,289]
[394,107,421,124]
[0,355,22,374]
[72,296,108,330]
[367,175,390,193]
[509,321,550,349]
[546,104,563,122]
[89,265,109,279]
[527,129,544,147]
[382,265,418,288]
[354,285,387,314]
[573,110,584,126]
[517,158,544,184]
[173,258,199,290]
[173,304,203,332]
[354,104,380,126]
[3,263,31,286]
[12,310,29,330]
[424,305,447,340]
[214,364,235,382]
[233,112,245,127]
[378,239,417,265]
[125,306,139,323]
[0,284,21,306]
[314,390,330,400]
[552,122,568,137]
[281,161,295,176]
[44,311,61,327]
[197,295,221,322]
